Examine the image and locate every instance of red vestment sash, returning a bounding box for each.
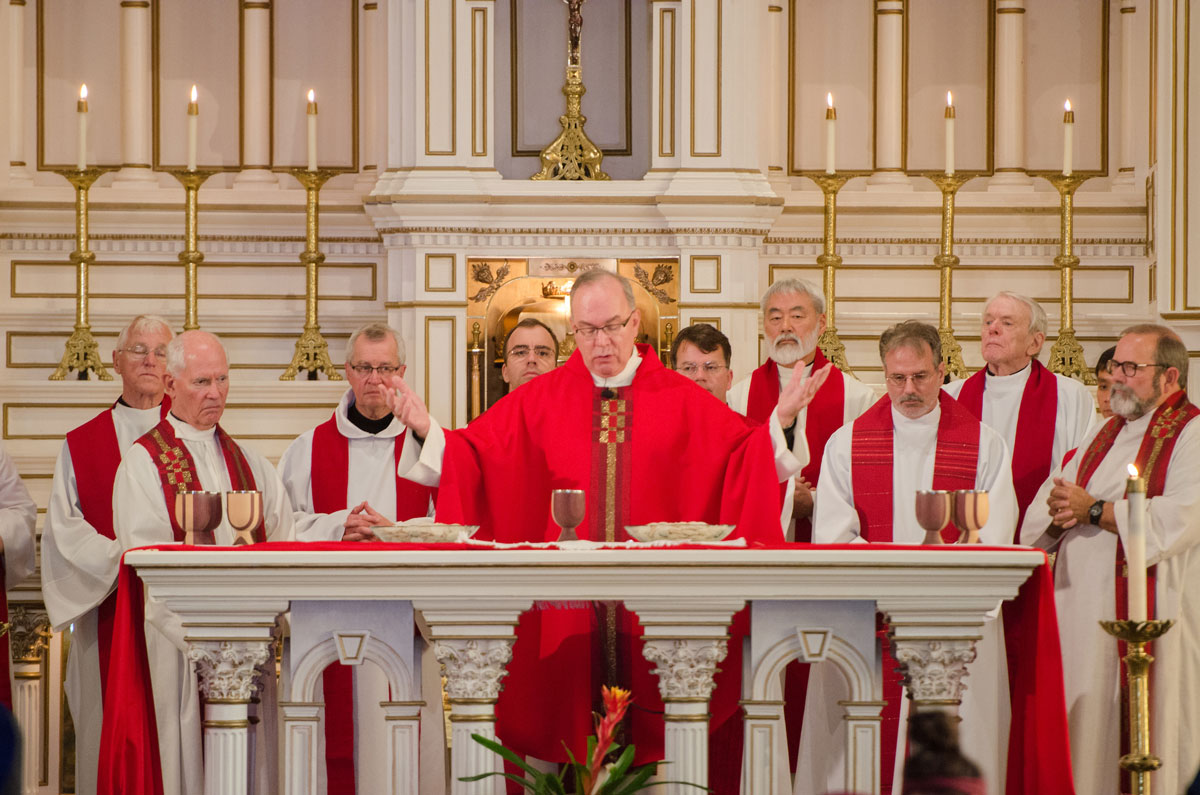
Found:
[133,418,266,542]
[956,360,1057,538]
[309,414,436,795]
[66,399,170,694]
[0,556,9,711]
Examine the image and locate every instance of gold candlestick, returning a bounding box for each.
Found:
[1042,173,1095,384]
[927,173,975,380]
[281,169,342,381]
[1100,619,1174,795]
[165,169,219,331]
[808,173,854,375]
[468,322,483,422]
[50,167,116,380]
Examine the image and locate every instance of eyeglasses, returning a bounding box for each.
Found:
[677,362,727,376]
[573,311,634,341]
[120,345,168,360]
[1107,360,1166,377]
[886,372,935,388]
[349,363,402,377]
[506,345,556,362]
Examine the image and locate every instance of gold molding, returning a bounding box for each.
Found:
[1150,0,1157,166]
[688,255,722,294]
[425,0,457,156]
[3,402,339,440]
[658,6,677,158]
[375,225,768,236]
[121,0,151,6]
[995,6,1025,12]
[684,315,722,329]
[471,6,488,157]
[689,0,722,157]
[677,301,758,310]
[425,253,457,293]
[423,315,458,429]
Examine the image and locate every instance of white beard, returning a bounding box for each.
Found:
[1111,382,1161,420]
[768,327,820,367]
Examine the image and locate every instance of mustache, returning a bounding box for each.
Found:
[775,333,799,344]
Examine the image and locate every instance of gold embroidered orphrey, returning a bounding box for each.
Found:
[149,427,195,493]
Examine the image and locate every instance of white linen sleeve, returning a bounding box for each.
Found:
[276,433,348,542]
[0,443,36,586]
[976,426,1019,545]
[113,446,177,549]
[1115,420,1200,566]
[768,410,803,482]
[398,419,445,487]
[812,429,865,544]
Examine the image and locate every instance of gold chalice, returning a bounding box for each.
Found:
[226,490,264,546]
[174,490,222,546]
[914,490,954,545]
[952,490,989,544]
[551,489,586,542]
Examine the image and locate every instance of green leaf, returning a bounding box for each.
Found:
[468,734,544,779]
[607,764,656,795]
[602,744,638,785]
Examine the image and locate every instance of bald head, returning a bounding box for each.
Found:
[164,331,230,430]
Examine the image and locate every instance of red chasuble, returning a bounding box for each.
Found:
[956,360,1057,537]
[309,415,436,795]
[435,345,782,785]
[65,398,171,695]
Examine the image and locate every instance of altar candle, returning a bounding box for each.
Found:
[307,89,318,172]
[1062,99,1074,177]
[825,92,836,175]
[944,91,955,176]
[1126,463,1148,623]
[77,84,88,171]
[187,85,198,172]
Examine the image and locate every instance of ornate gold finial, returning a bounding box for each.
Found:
[532,0,608,181]
[809,174,855,377]
[281,169,342,381]
[928,173,975,381]
[1043,173,1096,385]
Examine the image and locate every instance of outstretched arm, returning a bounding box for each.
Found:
[774,362,833,429]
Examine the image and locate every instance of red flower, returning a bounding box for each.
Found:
[582,685,632,795]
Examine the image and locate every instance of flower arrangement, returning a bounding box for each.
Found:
[461,685,708,794]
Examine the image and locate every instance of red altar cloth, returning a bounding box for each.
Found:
[97,542,1073,795]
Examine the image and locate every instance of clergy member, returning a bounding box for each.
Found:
[1022,324,1200,795]
[0,442,36,715]
[944,291,1094,535]
[388,268,822,793]
[802,320,1017,795]
[1094,345,1116,419]
[671,323,734,403]
[501,317,559,391]
[41,314,173,795]
[113,330,294,795]
[727,279,875,542]
[277,321,438,794]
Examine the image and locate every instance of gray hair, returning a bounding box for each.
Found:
[165,330,225,377]
[1121,323,1190,383]
[879,320,942,366]
[116,315,174,351]
[569,269,636,316]
[345,322,406,365]
[985,292,1047,336]
[761,278,825,317]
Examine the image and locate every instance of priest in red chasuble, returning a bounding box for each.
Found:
[388,269,822,792]
[113,330,294,795]
[803,320,1017,795]
[944,292,1095,535]
[42,315,173,795]
[278,321,439,795]
[1022,325,1200,795]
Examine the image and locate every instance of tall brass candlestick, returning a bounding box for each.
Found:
[468,322,483,422]
[1100,619,1174,795]
[809,174,854,375]
[50,168,115,380]
[1043,173,1095,384]
[165,169,218,331]
[927,173,975,380]
[281,169,341,381]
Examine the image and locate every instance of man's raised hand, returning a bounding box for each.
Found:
[386,374,432,437]
[775,361,833,429]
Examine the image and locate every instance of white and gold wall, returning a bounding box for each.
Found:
[0,1,1196,791]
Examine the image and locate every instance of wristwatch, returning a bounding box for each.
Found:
[1087,500,1105,525]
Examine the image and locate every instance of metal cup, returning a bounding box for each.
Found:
[551,489,586,542]
[914,490,954,545]
[226,490,263,546]
[174,490,222,546]
[952,490,989,545]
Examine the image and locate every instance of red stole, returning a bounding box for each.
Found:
[0,556,8,710]
[850,392,982,542]
[957,360,1057,539]
[133,418,266,542]
[66,399,171,695]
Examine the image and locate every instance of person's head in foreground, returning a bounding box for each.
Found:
[569,269,641,378]
[1107,324,1187,421]
[113,314,174,408]
[900,711,985,795]
[672,323,733,402]
[344,322,407,420]
[980,291,1046,376]
[165,330,229,431]
[762,278,826,367]
[880,320,946,420]
[502,318,559,390]
[1094,345,1117,418]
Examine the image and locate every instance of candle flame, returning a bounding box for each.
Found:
[1064,98,1072,112]
[190,84,198,102]
[308,89,315,103]
[946,90,953,107]
[1128,463,1139,478]
[79,84,88,100]
[826,92,833,109]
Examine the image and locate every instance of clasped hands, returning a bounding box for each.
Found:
[343,501,388,542]
[1045,477,1113,535]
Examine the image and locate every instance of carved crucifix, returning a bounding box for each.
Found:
[565,0,585,66]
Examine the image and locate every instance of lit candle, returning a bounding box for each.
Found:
[187,85,198,172]
[825,92,836,175]
[944,90,955,176]
[77,84,88,171]
[307,89,318,172]
[1062,99,1074,177]
[1125,463,1147,623]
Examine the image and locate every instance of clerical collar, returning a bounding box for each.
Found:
[591,349,642,389]
[347,401,394,435]
[776,358,813,389]
[117,396,163,411]
[986,361,1031,379]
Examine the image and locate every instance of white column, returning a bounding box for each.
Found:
[879,604,981,718]
[280,703,320,795]
[188,640,273,795]
[765,3,788,191]
[867,0,911,189]
[649,0,681,175]
[842,702,884,794]
[460,0,496,174]
[740,700,787,795]
[381,702,422,795]
[7,0,31,185]
[355,1,382,192]
[1113,0,1138,190]
[990,0,1033,190]
[235,0,278,188]
[8,607,49,795]
[112,0,157,186]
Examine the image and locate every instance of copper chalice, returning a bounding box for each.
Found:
[551,489,586,542]
[914,490,955,545]
[174,490,222,546]
[226,490,263,546]
[952,490,989,544]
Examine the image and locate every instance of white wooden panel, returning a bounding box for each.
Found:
[689,0,721,157]
[423,316,456,430]
[425,0,456,155]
